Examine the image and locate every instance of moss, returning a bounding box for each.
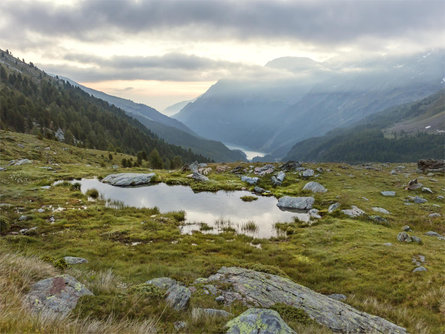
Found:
[240,195,258,202]
[0,215,10,234]
[270,303,316,326]
[40,255,68,270]
[86,188,99,199]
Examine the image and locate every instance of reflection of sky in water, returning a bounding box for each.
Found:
[76,179,305,238]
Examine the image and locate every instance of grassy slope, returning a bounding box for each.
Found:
[0,130,444,333]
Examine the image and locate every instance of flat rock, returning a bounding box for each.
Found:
[300,169,314,178]
[413,266,427,273]
[411,196,427,204]
[381,191,396,197]
[9,159,32,166]
[192,172,209,182]
[303,181,327,193]
[204,267,406,334]
[424,231,442,237]
[327,293,347,301]
[277,196,314,210]
[25,275,93,315]
[64,256,88,265]
[328,202,340,213]
[241,176,259,185]
[422,187,433,194]
[341,206,365,218]
[428,213,441,218]
[102,173,156,186]
[225,308,295,334]
[192,307,233,318]
[372,207,390,215]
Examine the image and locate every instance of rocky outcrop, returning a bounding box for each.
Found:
[25,275,93,315]
[280,161,301,171]
[277,196,314,210]
[226,308,295,334]
[303,181,327,193]
[200,267,407,334]
[417,159,445,173]
[102,173,156,186]
[146,277,191,310]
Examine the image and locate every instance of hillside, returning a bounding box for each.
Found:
[0,50,209,166]
[63,79,245,162]
[175,51,445,159]
[284,89,445,162]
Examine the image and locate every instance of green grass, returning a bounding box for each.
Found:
[0,130,444,333]
[240,195,258,202]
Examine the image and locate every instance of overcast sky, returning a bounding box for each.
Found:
[1,0,444,111]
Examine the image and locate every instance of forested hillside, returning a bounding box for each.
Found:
[284,89,445,163]
[0,50,209,167]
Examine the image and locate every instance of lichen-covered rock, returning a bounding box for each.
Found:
[146,277,191,310]
[241,176,259,185]
[205,267,407,334]
[192,307,233,318]
[225,308,295,334]
[25,275,92,315]
[64,256,88,265]
[303,181,327,193]
[146,277,178,290]
[102,173,156,186]
[277,196,314,210]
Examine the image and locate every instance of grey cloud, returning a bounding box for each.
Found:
[1,0,444,45]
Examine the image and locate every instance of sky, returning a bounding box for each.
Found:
[1,0,445,111]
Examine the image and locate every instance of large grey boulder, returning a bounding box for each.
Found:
[25,275,93,315]
[277,196,314,210]
[102,173,156,186]
[226,308,295,334]
[146,277,190,310]
[303,181,327,193]
[202,267,407,334]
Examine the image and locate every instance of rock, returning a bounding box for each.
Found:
[277,196,314,210]
[429,213,441,218]
[437,195,444,200]
[241,176,259,185]
[64,256,88,265]
[199,167,212,175]
[205,267,407,333]
[254,164,275,176]
[25,275,93,315]
[9,159,32,166]
[397,232,412,242]
[271,176,281,186]
[411,196,427,204]
[412,266,427,273]
[225,308,295,334]
[192,172,209,182]
[328,294,347,301]
[309,208,321,219]
[422,187,433,194]
[102,173,156,186]
[341,206,365,218]
[401,225,411,232]
[328,202,340,213]
[383,243,393,247]
[183,161,199,173]
[381,191,396,197]
[372,207,390,215]
[18,215,29,221]
[192,308,232,318]
[276,171,286,182]
[424,231,442,237]
[216,165,230,173]
[253,186,268,194]
[0,167,6,171]
[390,170,397,175]
[303,181,327,193]
[55,128,65,141]
[405,178,422,190]
[316,167,324,173]
[300,169,314,178]
[215,295,225,303]
[417,159,445,173]
[146,277,178,290]
[174,321,187,330]
[279,161,301,171]
[231,166,245,174]
[411,236,422,243]
[369,215,388,224]
[166,284,191,310]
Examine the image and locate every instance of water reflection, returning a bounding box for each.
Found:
[72,179,307,238]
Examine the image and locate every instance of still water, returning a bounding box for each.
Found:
[73,179,307,238]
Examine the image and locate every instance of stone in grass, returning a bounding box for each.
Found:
[411,196,427,204]
[241,176,259,185]
[102,173,156,186]
[25,275,93,315]
[328,202,340,213]
[424,231,442,237]
[225,308,295,334]
[192,307,232,318]
[146,277,191,310]
[63,256,88,265]
[341,206,365,218]
[300,169,314,178]
[381,191,396,197]
[303,181,327,193]
[401,225,411,232]
[412,266,427,273]
[372,207,390,215]
[428,213,441,218]
[397,232,412,242]
[422,187,433,194]
[277,196,314,210]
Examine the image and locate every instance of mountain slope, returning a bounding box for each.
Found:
[284,89,445,162]
[62,78,245,162]
[175,51,445,158]
[0,50,209,165]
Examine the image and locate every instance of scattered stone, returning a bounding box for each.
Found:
[203,267,407,333]
[0,167,5,171]
[383,243,393,247]
[412,266,427,273]
[437,195,444,200]
[316,167,324,173]
[369,215,388,224]
[372,207,390,215]
[192,172,209,182]
[422,187,433,194]
[309,208,321,219]
[174,321,187,331]
[276,171,285,182]
[225,308,295,334]
[37,208,45,213]
[411,236,422,243]
[55,128,65,141]
[411,196,427,204]
[341,206,365,218]
[102,173,156,186]
[424,231,442,237]
[277,196,314,210]
[253,186,266,194]
[429,213,441,218]
[146,277,190,310]
[279,161,301,171]
[63,256,88,265]
[303,181,327,193]
[9,159,32,166]
[328,294,347,301]
[199,167,212,175]
[328,202,340,213]
[300,169,314,178]
[25,275,93,315]
[231,166,245,174]
[254,164,275,176]
[397,232,412,242]
[182,161,199,173]
[40,186,51,190]
[18,215,29,221]
[405,178,422,190]
[401,225,411,232]
[215,295,225,303]
[146,277,178,290]
[192,308,232,318]
[216,165,230,173]
[381,191,396,197]
[390,170,397,175]
[271,176,281,186]
[241,176,259,185]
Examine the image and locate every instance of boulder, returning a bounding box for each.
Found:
[328,202,340,213]
[279,161,302,171]
[277,196,314,210]
[241,176,259,185]
[254,164,275,176]
[341,206,365,218]
[303,181,327,193]
[202,267,407,333]
[300,169,314,178]
[412,266,427,273]
[381,191,396,197]
[25,275,93,315]
[192,172,209,182]
[102,173,156,186]
[372,207,390,215]
[146,277,190,310]
[225,308,295,334]
[276,171,286,183]
[64,256,88,265]
[271,176,281,186]
[146,277,178,290]
[417,159,445,173]
[424,231,442,237]
[405,178,422,190]
[421,187,433,194]
[397,232,412,242]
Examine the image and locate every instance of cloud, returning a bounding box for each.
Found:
[2,0,444,46]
